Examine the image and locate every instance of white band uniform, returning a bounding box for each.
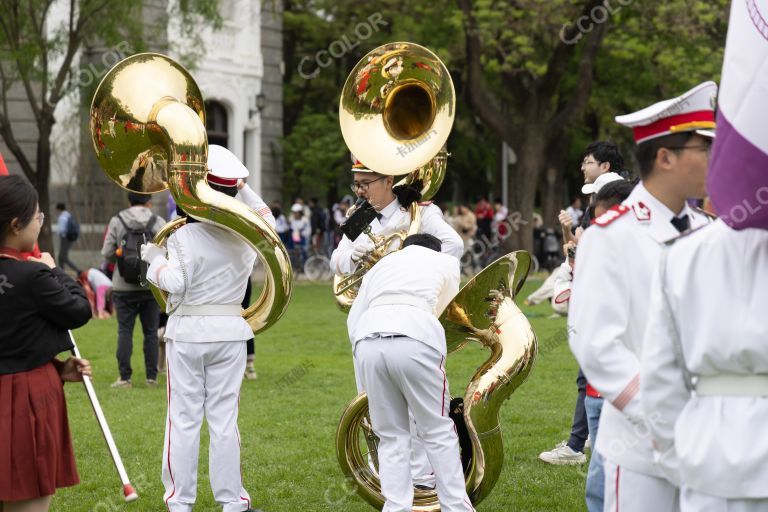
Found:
[173,304,243,317]
[694,374,768,397]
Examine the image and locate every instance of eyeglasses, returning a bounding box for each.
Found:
[582,158,599,166]
[36,212,45,226]
[350,175,386,193]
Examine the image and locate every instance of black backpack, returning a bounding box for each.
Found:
[65,215,80,242]
[116,213,158,284]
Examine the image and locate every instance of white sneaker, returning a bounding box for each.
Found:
[538,441,586,465]
[585,437,591,451]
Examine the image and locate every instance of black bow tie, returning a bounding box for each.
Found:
[375,212,383,221]
[670,214,690,233]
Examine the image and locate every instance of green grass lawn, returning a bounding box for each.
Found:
[53,277,588,511]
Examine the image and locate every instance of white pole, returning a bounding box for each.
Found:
[68,331,139,502]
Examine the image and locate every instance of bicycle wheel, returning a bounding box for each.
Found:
[304,254,332,281]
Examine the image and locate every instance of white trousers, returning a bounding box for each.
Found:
[355,336,475,512]
[681,487,768,512]
[162,340,251,512]
[354,344,435,487]
[603,459,678,512]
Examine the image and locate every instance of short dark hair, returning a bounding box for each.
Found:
[584,141,624,172]
[128,192,152,205]
[0,175,38,244]
[594,180,636,209]
[55,202,66,210]
[635,132,694,179]
[402,233,442,252]
[209,182,238,198]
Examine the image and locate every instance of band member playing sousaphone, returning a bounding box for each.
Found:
[141,149,269,512]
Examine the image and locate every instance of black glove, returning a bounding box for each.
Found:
[392,180,423,209]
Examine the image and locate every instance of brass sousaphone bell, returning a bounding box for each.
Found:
[333,42,454,310]
[89,53,292,333]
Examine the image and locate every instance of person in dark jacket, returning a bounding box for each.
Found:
[0,175,92,512]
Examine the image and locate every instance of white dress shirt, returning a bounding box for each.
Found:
[330,198,463,275]
[641,219,768,498]
[568,182,711,477]
[147,222,257,343]
[347,245,460,356]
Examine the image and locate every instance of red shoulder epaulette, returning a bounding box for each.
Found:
[593,204,630,227]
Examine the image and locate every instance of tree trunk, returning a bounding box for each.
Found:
[35,122,54,254]
[502,128,544,255]
[540,160,565,229]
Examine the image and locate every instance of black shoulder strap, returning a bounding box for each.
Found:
[116,213,130,232]
[146,214,158,232]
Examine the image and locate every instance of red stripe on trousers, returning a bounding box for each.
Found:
[165,361,176,510]
[439,355,447,416]
[236,392,250,508]
[615,465,620,512]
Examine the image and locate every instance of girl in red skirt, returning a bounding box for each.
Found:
[0,175,92,512]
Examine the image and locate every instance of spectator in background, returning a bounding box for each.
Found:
[293,196,311,220]
[578,141,625,230]
[309,197,327,253]
[55,203,81,274]
[290,203,310,265]
[565,197,583,226]
[79,267,113,319]
[0,175,92,511]
[331,198,353,250]
[101,192,166,389]
[272,202,290,247]
[493,200,509,241]
[451,204,477,253]
[474,197,494,243]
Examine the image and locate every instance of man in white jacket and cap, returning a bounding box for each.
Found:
[568,81,716,512]
[141,146,270,512]
[641,3,768,509]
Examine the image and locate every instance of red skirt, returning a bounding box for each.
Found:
[0,361,79,501]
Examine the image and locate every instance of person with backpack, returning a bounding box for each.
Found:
[101,192,166,389]
[55,203,81,273]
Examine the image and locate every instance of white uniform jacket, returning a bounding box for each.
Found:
[568,182,710,476]
[147,222,257,343]
[347,245,460,356]
[641,219,768,498]
[237,184,276,229]
[330,198,463,275]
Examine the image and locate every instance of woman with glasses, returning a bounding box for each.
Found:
[0,175,92,512]
[330,156,463,277]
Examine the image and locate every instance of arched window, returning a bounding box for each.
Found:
[205,100,229,148]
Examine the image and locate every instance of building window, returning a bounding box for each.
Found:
[205,100,229,148]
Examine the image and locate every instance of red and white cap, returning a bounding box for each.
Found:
[350,153,374,173]
[615,81,718,144]
[207,144,249,187]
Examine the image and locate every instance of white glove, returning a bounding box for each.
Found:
[140,243,166,264]
[351,236,375,263]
